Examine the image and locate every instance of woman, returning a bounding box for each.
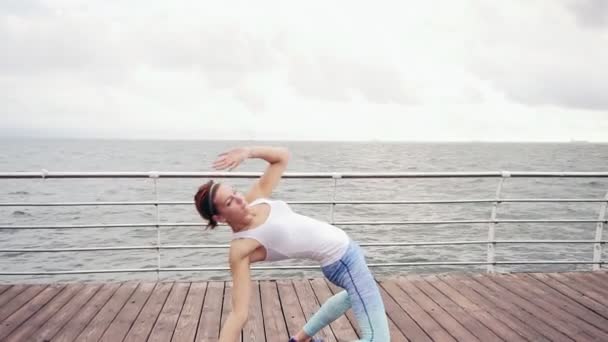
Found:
[194,146,390,342]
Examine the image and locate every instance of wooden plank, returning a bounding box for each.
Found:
[0,284,64,340]
[52,283,121,342]
[74,282,139,342]
[277,280,307,339]
[292,279,336,342]
[327,280,409,342]
[123,282,173,342]
[260,280,289,341]
[172,282,206,342]
[0,284,47,322]
[30,284,102,342]
[309,278,358,341]
[242,281,266,342]
[195,281,224,342]
[0,285,28,308]
[473,274,591,341]
[4,284,84,342]
[547,273,608,307]
[558,273,608,303]
[0,285,11,296]
[397,277,480,342]
[530,273,608,320]
[485,274,608,341]
[148,282,189,342]
[98,282,156,342]
[221,281,233,331]
[409,276,502,341]
[513,274,608,333]
[440,275,557,342]
[2,272,605,342]
[491,273,608,340]
[377,282,429,342]
[380,279,456,342]
[424,275,525,342]
[575,273,608,298]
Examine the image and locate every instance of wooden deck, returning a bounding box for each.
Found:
[0,272,606,341]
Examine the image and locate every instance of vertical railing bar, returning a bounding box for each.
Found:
[593,192,608,271]
[330,173,341,224]
[150,172,161,281]
[487,172,508,273]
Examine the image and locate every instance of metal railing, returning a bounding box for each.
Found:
[1,171,607,279]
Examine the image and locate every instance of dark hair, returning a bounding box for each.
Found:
[194,180,220,229]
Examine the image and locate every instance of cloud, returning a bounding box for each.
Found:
[467,1,608,111]
[288,55,418,105]
[0,0,607,141]
[566,0,608,29]
[0,0,49,16]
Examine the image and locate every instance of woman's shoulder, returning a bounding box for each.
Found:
[229,238,261,260]
[249,197,270,205]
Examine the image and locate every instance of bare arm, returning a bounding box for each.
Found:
[212,146,290,202]
[218,242,252,342]
[245,146,289,202]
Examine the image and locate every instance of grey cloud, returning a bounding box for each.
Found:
[473,61,608,111]
[288,56,418,105]
[566,0,608,29]
[0,0,49,16]
[0,16,125,76]
[0,13,277,89]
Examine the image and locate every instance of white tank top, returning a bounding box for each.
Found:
[232,198,350,266]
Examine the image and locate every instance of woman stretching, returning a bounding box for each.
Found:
[194,146,390,342]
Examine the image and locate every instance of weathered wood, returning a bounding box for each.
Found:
[171,282,206,342]
[424,275,525,342]
[0,284,64,340]
[260,280,289,341]
[122,282,173,342]
[52,283,121,342]
[242,281,266,342]
[292,279,337,342]
[0,272,606,342]
[75,282,139,342]
[30,283,101,342]
[4,283,84,342]
[148,282,189,342]
[195,281,224,342]
[98,282,156,342]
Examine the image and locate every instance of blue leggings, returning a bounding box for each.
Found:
[303,240,390,341]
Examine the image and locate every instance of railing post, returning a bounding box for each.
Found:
[150,172,161,281]
[329,173,341,224]
[487,172,508,273]
[593,192,608,271]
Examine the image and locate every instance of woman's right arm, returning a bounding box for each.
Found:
[218,241,253,342]
[212,146,290,202]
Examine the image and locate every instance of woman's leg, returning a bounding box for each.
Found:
[292,290,351,341]
[293,241,390,341]
[329,242,390,341]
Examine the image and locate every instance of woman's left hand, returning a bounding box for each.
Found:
[212,147,250,171]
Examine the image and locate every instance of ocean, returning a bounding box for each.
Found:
[1,139,607,283]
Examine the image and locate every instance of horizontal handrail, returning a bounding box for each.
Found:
[2,170,606,278]
[1,198,606,207]
[2,171,608,179]
[0,260,603,276]
[1,240,605,253]
[2,219,605,230]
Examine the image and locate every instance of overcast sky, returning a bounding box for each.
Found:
[1,0,607,141]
